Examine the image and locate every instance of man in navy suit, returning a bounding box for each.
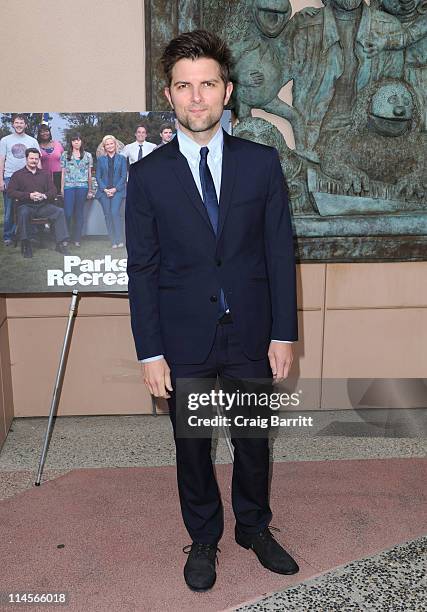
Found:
[126,30,299,591]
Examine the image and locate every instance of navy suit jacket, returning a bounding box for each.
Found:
[125,130,297,364]
[95,153,127,198]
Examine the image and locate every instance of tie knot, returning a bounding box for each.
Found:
[200,146,209,161]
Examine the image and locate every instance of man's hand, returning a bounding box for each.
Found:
[0,181,4,192]
[142,358,173,398]
[268,341,293,384]
[30,191,43,201]
[363,33,386,58]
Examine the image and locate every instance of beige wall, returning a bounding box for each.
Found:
[6,295,153,417]
[0,0,146,111]
[0,2,426,431]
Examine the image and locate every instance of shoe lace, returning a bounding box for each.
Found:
[259,525,281,541]
[183,543,221,565]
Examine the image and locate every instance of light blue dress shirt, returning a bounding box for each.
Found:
[140,127,291,364]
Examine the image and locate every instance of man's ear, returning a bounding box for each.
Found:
[164,87,174,109]
[224,81,234,106]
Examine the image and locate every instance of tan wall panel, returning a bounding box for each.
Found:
[8,316,152,417]
[0,0,145,111]
[322,308,427,378]
[297,264,325,310]
[0,321,14,437]
[326,262,427,309]
[294,310,323,379]
[7,295,130,319]
[290,310,324,410]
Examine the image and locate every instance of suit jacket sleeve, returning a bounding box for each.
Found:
[116,155,127,192]
[125,163,164,360]
[96,157,107,191]
[264,148,298,341]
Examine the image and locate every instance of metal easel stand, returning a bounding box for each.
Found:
[35,290,80,486]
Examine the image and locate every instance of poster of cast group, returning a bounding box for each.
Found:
[0,111,232,293]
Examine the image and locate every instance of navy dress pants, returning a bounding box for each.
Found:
[167,318,273,545]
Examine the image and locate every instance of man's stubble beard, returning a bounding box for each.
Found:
[176,109,222,134]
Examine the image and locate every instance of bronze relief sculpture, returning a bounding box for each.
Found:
[145,0,427,260]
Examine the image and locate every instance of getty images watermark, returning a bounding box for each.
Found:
[175,381,314,438]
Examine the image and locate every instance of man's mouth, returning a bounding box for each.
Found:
[371,114,410,122]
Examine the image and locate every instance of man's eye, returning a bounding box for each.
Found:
[204,82,214,87]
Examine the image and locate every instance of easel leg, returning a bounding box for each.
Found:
[34,290,80,486]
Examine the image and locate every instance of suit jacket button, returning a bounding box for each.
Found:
[210,295,217,303]
[216,259,222,266]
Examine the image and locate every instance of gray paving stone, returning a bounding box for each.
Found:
[234,536,427,612]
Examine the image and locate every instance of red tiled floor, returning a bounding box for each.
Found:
[0,458,426,612]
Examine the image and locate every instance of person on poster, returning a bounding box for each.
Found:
[60,133,94,248]
[0,114,40,246]
[156,123,175,148]
[120,124,156,165]
[7,148,69,258]
[96,135,127,249]
[37,124,64,193]
[126,30,298,592]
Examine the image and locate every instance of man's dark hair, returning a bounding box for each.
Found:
[161,30,232,88]
[12,113,27,124]
[135,124,147,132]
[25,147,40,158]
[160,123,174,133]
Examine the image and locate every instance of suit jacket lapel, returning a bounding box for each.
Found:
[217,130,237,242]
[167,136,213,232]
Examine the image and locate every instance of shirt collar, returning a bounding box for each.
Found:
[24,166,39,174]
[177,126,223,165]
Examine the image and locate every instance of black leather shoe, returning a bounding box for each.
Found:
[235,526,299,575]
[55,243,70,255]
[183,542,220,592]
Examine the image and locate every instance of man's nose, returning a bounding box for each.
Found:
[393,105,406,117]
[191,87,202,103]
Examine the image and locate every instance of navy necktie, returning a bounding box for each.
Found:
[138,144,143,161]
[199,146,227,316]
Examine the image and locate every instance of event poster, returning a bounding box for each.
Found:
[0,111,232,293]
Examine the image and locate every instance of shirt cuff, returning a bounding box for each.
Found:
[271,339,293,344]
[139,354,164,363]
